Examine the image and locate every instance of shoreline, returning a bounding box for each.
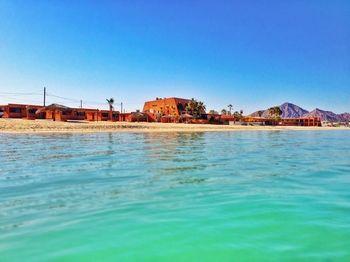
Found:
[1,119,349,134]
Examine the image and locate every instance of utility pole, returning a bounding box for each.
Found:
[43,87,46,106]
[121,102,123,114]
[80,100,83,108]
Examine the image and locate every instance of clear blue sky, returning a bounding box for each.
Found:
[0,0,349,113]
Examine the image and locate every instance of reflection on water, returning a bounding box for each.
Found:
[0,131,350,261]
[141,132,208,180]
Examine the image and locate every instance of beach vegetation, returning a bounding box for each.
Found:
[268,106,282,122]
[185,98,206,119]
[233,111,243,120]
[227,104,233,115]
[106,98,115,121]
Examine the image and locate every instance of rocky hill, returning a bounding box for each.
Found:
[303,108,341,122]
[249,102,349,122]
[279,102,309,118]
[250,102,309,118]
[249,110,265,117]
[339,113,350,122]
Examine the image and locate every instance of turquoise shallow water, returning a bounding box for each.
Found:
[1,131,350,261]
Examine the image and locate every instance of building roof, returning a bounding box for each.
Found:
[145,97,191,103]
[6,103,43,108]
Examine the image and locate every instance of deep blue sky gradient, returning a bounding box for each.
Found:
[0,0,349,113]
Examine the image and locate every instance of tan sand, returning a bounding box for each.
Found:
[0,118,349,133]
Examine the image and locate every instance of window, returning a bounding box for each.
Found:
[62,110,72,116]
[9,107,22,113]
[28,109,37,114]
[76,112,85,117]
[177,103,184,112]
[102,113,109,117]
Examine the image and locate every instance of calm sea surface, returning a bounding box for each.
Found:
[1,131,350,261]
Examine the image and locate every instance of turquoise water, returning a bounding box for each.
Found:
[1,131,350,261]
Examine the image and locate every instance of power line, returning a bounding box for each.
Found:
[0,95,43,104]
[46,93,81,102]
[83,101,110,106]
[0,92,42,96]
[46,93,119,105]
[0,91,119,104]
[0,90,122,109]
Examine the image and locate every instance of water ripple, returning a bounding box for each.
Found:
[0,131,350,261]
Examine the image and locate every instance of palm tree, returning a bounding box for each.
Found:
[185,99,194,115]
[185,99,206,119]
[233,111,243,120]
[221,109,227,115]
[268,106,282,123]
[198,101,206,115]
[228,104,233,115]
[106,98,115,121]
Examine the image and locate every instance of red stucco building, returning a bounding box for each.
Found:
[0,104,44,120]
[0,103,151,123]
[143,97,191,122]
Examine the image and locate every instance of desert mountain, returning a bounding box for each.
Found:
[249,110,265,117]
[304,108,342,122]
[339,113,350,122]
[279,102,309,118]
[249,102,349,122]
[250,102,309,118]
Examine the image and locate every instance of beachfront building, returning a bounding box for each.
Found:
[0,103,119,122]
[98,110,119,121]
[205,113,236,125]
[241,116,321,126]
[0,104,44,120]
[0,102,321,127]
[0,103,152,123]
[281,117,321,127]
[219,114,239,124]
[36,104,103,122]
[143,97,191,122]
[241,116,276,125]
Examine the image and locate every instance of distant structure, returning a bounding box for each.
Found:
[0,101,322,126]
[143,97,191,122]
[0,103,146,122]
[242,116,321,127]
[0,104,43,120]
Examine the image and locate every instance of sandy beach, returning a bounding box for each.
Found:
[0,118,349,133]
